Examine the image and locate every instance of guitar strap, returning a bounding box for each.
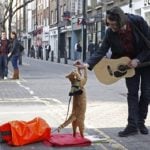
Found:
[131,22,150,49]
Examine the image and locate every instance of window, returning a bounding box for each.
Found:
[45,18,48,26]
[44,0,49,8]
[145,12,150,25]
[51,11,54,24]
[87,0,91,6]
[40,13,43,25]
[63,4,66,12]
[60,6,63,21]
[46,0,49,7]
[71,0,76,14]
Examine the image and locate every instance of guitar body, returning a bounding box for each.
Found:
[93,57,135,85]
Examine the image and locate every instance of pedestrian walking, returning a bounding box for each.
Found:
[0,31,10,79]
[30,45,35,58]
[45,44,51,61]
[88,40,95,57]
[74,41,82,60]
[8,31,20,79]
[74,6,150,137]
[37,45,43,60]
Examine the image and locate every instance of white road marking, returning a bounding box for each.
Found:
[85,124,127,150]
[50,98,62,104]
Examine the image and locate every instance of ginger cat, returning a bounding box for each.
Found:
[58,68,87,137]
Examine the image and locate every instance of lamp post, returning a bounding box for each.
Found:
[82,0,87,62]
[57,0,60,63]
[23,0,26,33]
[129,0,132,8]
[34,0,38,47]
[129,0,132,13]
[35,0,38,31]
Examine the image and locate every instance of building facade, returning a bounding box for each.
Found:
[8,0,150,61]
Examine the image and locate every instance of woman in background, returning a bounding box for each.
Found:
[8,31,20,79]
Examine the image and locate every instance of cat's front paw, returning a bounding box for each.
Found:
[57,125,63,132]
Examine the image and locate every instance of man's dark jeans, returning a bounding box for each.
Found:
[125,66,150,128]
[0,55,8,78]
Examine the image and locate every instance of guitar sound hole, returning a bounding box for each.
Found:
[114,70,127,77]
[107,65,113,76]
[118,65,127,72]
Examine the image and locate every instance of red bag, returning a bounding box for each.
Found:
[0,117,51,146]
[0,123,11,143]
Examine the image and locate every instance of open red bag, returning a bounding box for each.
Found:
[0,117,51,146]
[0,122,11,143]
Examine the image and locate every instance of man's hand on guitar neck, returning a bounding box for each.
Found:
[73,60,89,69]
[128,59,140,68]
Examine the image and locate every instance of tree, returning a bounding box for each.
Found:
[0,0,34,37]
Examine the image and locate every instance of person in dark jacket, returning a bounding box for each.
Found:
[74,41,82,60]
[74,6,150,137]
[30,45,35,58]
[45,44,51,60]
[0,31,10,79]
[8,31,20,79]
[88,40,95,57]
[37,45,43,60]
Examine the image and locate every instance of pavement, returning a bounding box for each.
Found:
[0,79,126,150]
[0,57,150,150]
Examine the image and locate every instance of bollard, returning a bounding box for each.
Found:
[51,51,54,62]
[46,50,48,61]
[64,50,68,64]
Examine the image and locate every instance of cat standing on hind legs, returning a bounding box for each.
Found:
[57,67,87,138]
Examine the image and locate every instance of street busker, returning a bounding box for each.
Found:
[74,6,150,137]
[57,67,87,138]
[8,31,20,79]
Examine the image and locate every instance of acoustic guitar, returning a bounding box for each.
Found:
[93,57,150,85]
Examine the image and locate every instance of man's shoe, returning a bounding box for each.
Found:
[139,125,149,134]
[118,126,138,137]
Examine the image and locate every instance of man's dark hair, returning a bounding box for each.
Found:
[106,6,127,28]
[106,10,120,21]
[106,10,121,27]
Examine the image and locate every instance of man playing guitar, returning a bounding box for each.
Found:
[74,6,150,137]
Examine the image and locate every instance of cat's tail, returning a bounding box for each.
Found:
[57,115,76,132]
